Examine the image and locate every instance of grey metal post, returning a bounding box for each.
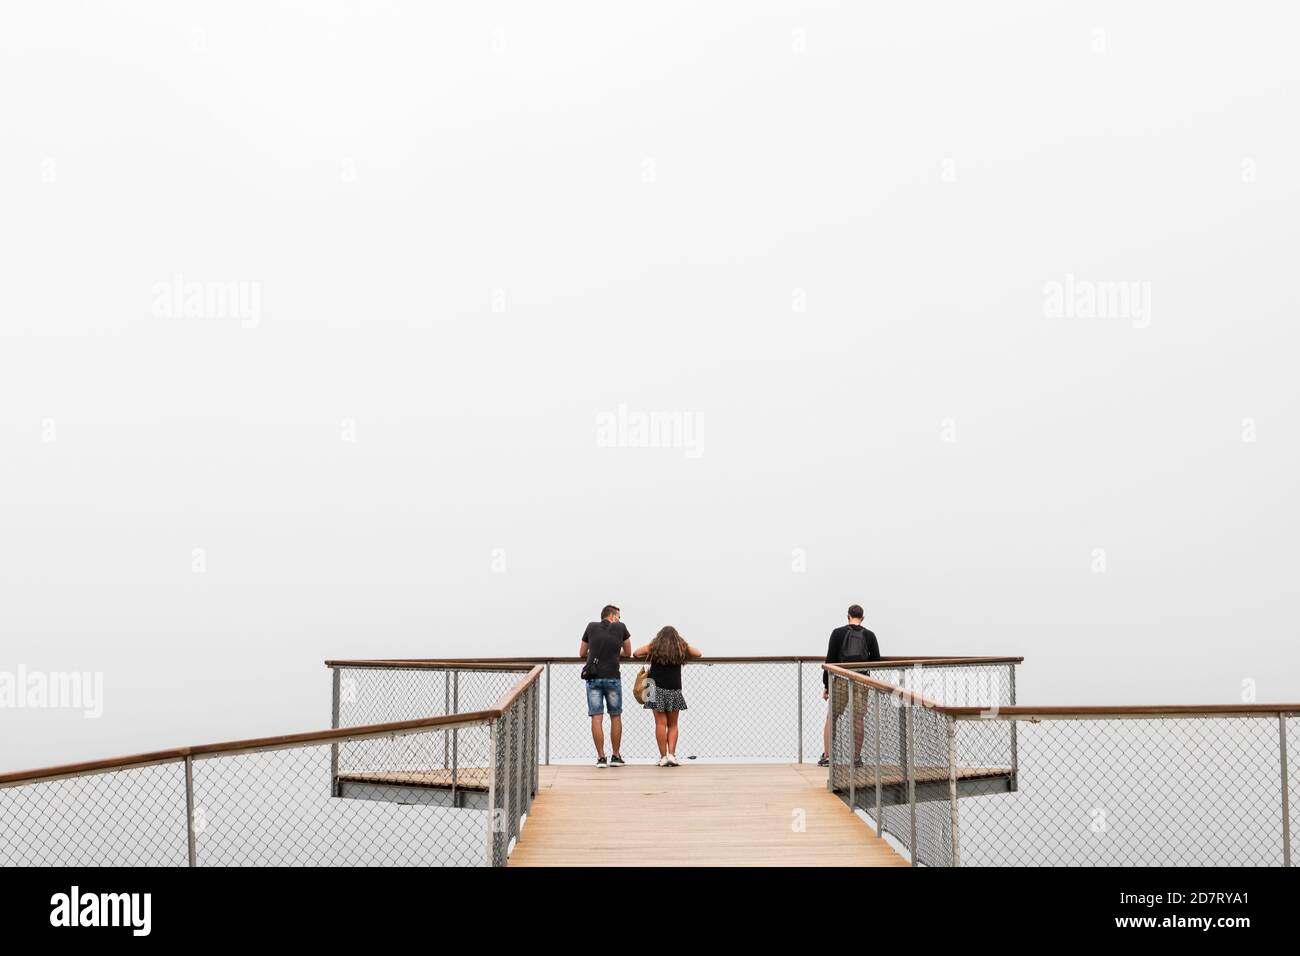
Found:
[848,680,857,811]
[532,681,540,796]
[947,717,960,867]
[797,661,804,764]
[501,712,512,858]
[545,663,551,765]
[827,675,838,792]
[1281,714,1291,868]
[184,756,197,867]
[512,697,522,822]
[451,721,459,807]
[873,689,883,836]
[330,668,341,797]
[485,719,499,865]
[451,670,460,799]
[443,671,450,769]
[905,700,917,866]
[1008,663,1019,791]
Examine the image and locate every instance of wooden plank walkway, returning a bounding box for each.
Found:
[509,763,906,867]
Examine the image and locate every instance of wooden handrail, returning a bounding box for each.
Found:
[822,664,950,710]
[945,704,1300,718]
[821,664,1300,717]
[325,655,1026,668]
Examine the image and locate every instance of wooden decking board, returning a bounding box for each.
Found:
[509,763,907,867]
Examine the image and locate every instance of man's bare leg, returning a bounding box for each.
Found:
[590,715,605,758]
[610,715,622,758]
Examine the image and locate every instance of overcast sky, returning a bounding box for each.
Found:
[2,1,1298,770]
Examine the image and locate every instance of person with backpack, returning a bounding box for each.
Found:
[818,604,881,767]
[632,626,702,767]
[580,604,632,768]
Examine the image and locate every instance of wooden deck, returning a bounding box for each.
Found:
[509,763,907,867]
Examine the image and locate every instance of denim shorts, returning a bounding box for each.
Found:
[585,677,623,717]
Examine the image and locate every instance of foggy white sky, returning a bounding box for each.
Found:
[2,1,1298,770]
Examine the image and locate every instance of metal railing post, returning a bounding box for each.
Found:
[485,719,499,866]
[947,716,960,867]
[848,680,857,811]
[873,689,883,836]
[545,663,551,766]
[503,705,511,843]
[532,681,540,797]
[330,668,341,797]
[1281,713,1292,868]
[451,670,460,800]
[1008,663,1019,791]
[797,661,804,764]
[443,671,450,769]
[503,710,514,851]
[184,756,197,867]
[451,721,459,807]
[827,675,838,792]
[906,699,917,866]
[512,697,522,832]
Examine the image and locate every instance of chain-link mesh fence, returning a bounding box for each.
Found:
[954,713,1293,866]
[11,657,1286,867]
[486,658,1015,764]
[331,664,532,798]
[2,667,543,867]
[831,664,1294,867]
[0,763,190,866]
[829,676,962,867]
[191,727,491,866]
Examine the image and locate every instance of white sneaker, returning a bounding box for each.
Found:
[657,756,669,767]
[666,753,679,766]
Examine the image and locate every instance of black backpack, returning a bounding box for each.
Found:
[841,625,869,662]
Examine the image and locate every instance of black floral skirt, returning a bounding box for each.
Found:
[645,688,688,712]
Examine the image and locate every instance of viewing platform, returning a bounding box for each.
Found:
[1,655,1295,867]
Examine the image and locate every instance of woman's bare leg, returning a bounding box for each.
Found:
[666,710,680,754]
[654,711,669,757]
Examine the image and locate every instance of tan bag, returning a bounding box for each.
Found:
[633,659,656,705]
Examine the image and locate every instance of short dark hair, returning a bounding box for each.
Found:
[847,604,864,620]
[601,605,620,620]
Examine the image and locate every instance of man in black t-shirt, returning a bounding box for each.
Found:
[579,605,632,768]
[819,603,881,767]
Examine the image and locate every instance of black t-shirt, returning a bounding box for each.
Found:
[647,659,682,691]
[580,620,630,679]
[822,623,880,688]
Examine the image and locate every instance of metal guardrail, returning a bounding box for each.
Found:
[0,666,542,867]
[824,664,1298,867]
[10,652,1288,867]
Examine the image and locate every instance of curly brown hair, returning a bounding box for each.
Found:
[648,626,689,666]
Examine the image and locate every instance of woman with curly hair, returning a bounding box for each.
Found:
[632,626,702,766]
